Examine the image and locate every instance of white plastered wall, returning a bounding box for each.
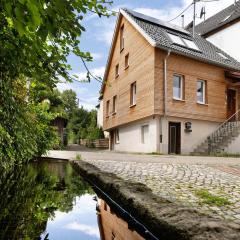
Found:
[113,116,159,153]
[225,135,240,154]
[207,22,240,62]
[160,117,219,154]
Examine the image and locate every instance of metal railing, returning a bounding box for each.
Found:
[207,109,240,154]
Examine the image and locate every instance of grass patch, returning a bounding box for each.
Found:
[147,152,163,155]
[75,154,82,161]
[195,189,231,207]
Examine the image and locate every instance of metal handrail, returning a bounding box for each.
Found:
[207,109,240,153]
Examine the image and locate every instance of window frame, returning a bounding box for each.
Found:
[112,95,117,114]
[141,125,149,144]
[106,100,110,117]
[173,74,184,101]
[115,129,120,144]
[130,82,137,106]
[115,64,119,78]
[125,53,129,69]
[120,24,124,52]
[197,80,206,104]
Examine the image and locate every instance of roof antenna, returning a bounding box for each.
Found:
[181,14,185,28]
[200,6,206,21]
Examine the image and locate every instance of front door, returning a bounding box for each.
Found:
[168,122,181,154]
[227,89,236,120]
[110,130,114,150]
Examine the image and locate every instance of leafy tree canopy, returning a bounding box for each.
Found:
[0,0,113,168]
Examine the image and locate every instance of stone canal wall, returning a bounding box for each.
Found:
[72,160,240,240]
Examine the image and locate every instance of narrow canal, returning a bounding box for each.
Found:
[0,160,151,240]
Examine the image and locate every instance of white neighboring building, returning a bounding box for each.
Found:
[96,100,109,138]
[195,1,240,61]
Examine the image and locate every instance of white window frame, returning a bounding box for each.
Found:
[173,74,184,100]
[106,100,110,117]
[125,53,129,69]
[197,80,206,104]
[130,82,136,106]
[141,125,149,144]
[115,129,119,144]
[120,24,124,51]
[115,64,119,78]
[112,95,117,114]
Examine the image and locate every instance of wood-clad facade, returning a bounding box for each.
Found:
[103,16,155,131]
[103,14,231,132]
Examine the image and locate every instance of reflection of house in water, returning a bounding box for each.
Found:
[97,199,144,240]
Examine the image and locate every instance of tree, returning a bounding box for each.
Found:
[61,89,78,118]
[0,0,113,168]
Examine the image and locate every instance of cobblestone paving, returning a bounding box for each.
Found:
[87,160,240,224]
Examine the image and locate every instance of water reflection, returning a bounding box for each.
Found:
[0,160,147,240]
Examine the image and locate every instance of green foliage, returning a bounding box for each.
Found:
[75,153,82,161]
[61,89,78,118]
[195,189,231,206]
[0,0,112,168]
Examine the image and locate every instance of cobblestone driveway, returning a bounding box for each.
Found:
[46,146,240,224]
[87,160,240,224]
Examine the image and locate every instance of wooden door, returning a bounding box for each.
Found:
[168,122,181,154]
[227,89,236,120]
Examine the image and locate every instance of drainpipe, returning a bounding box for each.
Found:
[160,50,171,154]
[164,50,171,117]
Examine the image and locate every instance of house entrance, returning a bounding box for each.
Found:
[227,89,237,120]
[168,122,181,154]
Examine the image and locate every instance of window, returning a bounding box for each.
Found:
[112,95,117,114]
[130,82,136,106]
[197,80,206,104]
[125,53,129,69]
[120,24,124,51]
[173,75,184,100]
[168,33,185,46]
[141,125,149,144]
[168,33,201,52]
[115,129,119,144]
[106,100,110,117]
[115,64,119,78]
[217,52,228,60]
[182,38,200,51]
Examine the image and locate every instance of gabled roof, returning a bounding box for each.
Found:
[194,0,240,36]
[100,8,240,97]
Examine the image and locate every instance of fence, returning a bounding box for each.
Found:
[79,138,109,149]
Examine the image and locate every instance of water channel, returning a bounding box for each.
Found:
[0,160,151,240]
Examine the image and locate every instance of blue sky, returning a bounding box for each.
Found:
[57,0,235,110]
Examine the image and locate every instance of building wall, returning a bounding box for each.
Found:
[160,116,219,154]
[207,22,240,62]
[225,135,240,154]
[103,16,155,131]
[154,49,228,123]
[113,117,159,153]
[97,100,104,128]
[98,199,144,240]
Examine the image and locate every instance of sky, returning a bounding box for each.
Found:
[57,0,236,111]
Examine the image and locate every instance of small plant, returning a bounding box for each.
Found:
[195,189,231,207]
[75,154,82,161]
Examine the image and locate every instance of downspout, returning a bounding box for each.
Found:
[159,50,171,154]
[164,50,171,117]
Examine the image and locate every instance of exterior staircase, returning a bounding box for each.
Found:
[192,110,240,155]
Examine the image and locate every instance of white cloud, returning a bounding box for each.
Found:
[91,52,103,60]
[74,66,105,81]
[64,222,100,237]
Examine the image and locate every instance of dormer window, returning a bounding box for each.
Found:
[120,24,124,51]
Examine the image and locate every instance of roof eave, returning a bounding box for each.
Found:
[155,44,240,72]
